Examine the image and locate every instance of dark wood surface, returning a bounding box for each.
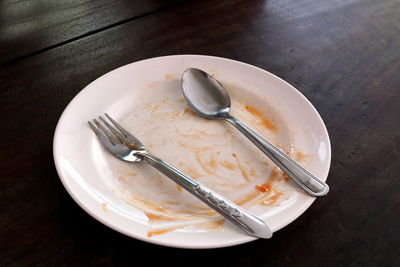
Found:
[1,0,399,265]
[0,0,185,63]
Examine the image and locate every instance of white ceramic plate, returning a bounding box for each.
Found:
[53,55,330,249]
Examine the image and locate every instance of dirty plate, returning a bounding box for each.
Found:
[53,55,331,248]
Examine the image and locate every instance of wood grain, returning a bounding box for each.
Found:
[1,0,399,265]
[0,0,186,64]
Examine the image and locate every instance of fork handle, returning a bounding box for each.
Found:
[139,152,272,239]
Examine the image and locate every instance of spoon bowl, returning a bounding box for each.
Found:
[182,68,231,119]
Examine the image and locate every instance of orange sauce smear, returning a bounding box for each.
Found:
[269,166,290,182]
[163,201,180,205]
[129,196,167,213]
[145,212,179,222]
[220,160,237,170]
[147,226,183,237]
[181,164,207,180]
[176,184,183,192]
[199,219,226,230]
[146,81,161,88]
[101,203,108,212]
[245,105,277,132]
[183,107,198,116]
[249,168,257,176]
[148,98,168,113]
[296,152,312,162]
[262,191,283,206]
[235,190,262,206]
[195,151,218,174]
[255,183,272,193]
[177,207,217,217]
[164,74,176,81]
[232,153,250,182]
[118,175,128,183]
[268,167,284,182]
[145,209,212,223]
[282,172,290,181]
[209,158,217,169]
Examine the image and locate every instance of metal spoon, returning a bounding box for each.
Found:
[181,68,329,197]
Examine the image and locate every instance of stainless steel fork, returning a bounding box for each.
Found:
[88,113,272,239]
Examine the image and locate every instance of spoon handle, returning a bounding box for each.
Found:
[225,116,329,197]
[140,152,273,239]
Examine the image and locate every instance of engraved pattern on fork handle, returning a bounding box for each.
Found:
[194,186,242,218]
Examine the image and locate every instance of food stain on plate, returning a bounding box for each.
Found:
[147,226,182,237]
[164,74,177,81]
[244,105,277,132]
[103,81,313,237]
[101,203,108,212]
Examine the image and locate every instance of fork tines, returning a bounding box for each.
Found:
[88,113,145,150]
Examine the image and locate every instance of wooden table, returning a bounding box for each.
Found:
[1,0,399,265]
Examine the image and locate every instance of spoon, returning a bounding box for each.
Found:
[181,68,329,197]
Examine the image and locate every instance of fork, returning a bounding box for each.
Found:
[88,113,272,239]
